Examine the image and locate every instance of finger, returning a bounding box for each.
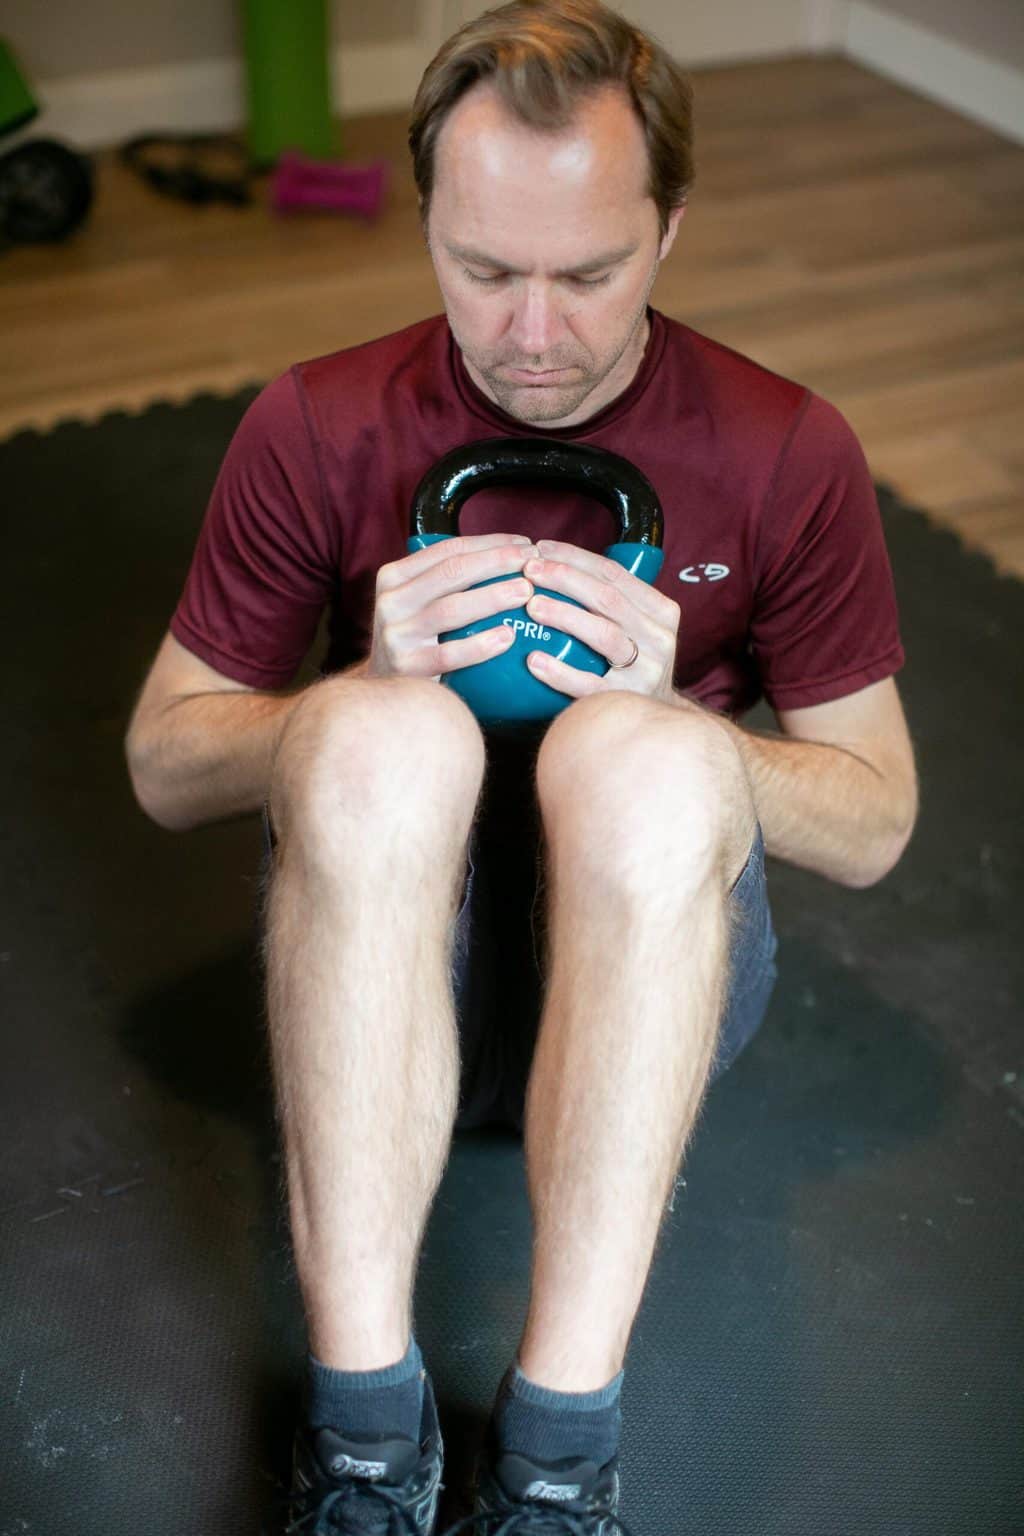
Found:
[530,544,668,624]
[379,533,532,593]
[527,556,648,635]
[384,540,535,627]
[525,648,602,699]
[434,621,517,675]
[525,592,624,663]
[431,574,534,634]
[388,614,516,680]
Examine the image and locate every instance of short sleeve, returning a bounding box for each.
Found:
[169,367,336,688]
[750,392,905,712]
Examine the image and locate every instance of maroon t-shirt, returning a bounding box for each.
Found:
[170,305,904,721]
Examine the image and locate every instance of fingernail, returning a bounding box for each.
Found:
[512,535,533,544]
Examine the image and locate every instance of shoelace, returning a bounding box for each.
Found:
[266,1474,425,1534]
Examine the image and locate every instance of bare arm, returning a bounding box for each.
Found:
[126,535,540,831]
[124,632,367,832]
[679,676,919,889]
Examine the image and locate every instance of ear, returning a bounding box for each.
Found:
[658,202,686,262]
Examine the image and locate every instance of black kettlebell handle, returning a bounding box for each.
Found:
[410,437,663,546]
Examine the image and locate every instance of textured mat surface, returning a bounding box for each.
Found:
[1,390,1022,1534]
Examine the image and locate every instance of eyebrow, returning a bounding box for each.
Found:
[445,240,640,277]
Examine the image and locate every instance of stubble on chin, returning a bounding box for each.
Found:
[488,377,593,423]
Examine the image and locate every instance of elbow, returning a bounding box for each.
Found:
[124,730,192,833]
[847,793,920,890]
[848,835,909,889]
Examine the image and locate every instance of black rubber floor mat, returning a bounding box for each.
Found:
[1,392,1021,1534]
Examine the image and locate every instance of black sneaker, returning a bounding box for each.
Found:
[441,1415,633,1535]
[269,1369,445,1534]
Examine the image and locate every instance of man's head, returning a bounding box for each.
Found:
[408,0,695,429]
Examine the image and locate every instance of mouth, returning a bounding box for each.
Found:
[504,367,573,383]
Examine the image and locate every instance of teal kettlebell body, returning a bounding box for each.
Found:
[408,437,665,732]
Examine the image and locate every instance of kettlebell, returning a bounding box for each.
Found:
[408,437,664,730]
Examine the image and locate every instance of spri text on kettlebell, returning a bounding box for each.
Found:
[502,617,552,642]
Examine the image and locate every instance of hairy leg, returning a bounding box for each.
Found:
[263,676,486,1369]
[517,693,758,1391]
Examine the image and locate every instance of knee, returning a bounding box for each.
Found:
[536,694,753,888]
[269,676,485,850]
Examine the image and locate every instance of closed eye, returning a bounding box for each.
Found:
[463,269,614,288]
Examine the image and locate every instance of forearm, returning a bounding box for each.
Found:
[126,689,303,832]
[127,657,372,832]
[677,695,915,888]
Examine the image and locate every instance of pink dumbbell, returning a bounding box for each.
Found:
[269,151,389,219]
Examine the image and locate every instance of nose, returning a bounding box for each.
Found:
[507,281,566,362]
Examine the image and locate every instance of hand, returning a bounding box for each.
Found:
[521,539,681,704]
[367,533,537,681]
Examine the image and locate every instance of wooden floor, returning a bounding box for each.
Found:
[2,54,1023,577]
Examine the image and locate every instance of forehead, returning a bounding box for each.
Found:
[432,79,650,215]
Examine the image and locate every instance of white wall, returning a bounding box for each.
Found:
[839,1,1024,145]
[448,0,822,66]
[860,0,1024,72]
[2,0,422,81]
[4,0,1021,152]
[4,1,840,150]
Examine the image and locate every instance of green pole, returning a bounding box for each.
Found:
[0,39,39,138]
[241,0,339,169]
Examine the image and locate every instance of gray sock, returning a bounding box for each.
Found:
[492,1359,624,1468]
[305,1335,425,1443]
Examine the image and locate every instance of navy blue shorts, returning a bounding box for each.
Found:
[259,736,778,1138]
[446,806,778,1135]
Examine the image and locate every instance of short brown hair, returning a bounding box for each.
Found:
[408,0,695,242]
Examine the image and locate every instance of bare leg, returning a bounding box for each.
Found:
[516,694,758,1391]
[263,677,486,1370]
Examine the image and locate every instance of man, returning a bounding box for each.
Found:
[125,1,918,1531]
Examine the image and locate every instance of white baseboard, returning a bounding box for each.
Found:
[7,39,444,153]
[9,1,1022,155]
[842,1,1024,147]
[7,6,816,153]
